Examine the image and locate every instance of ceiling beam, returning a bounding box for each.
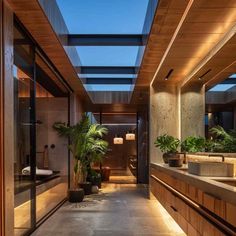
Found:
[66,34,146,46]
[86,77,133,84]
[76,66,138,74]
[220,78,236,84]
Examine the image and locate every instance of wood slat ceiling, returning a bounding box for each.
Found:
[184,34,236,89]
[7,0,91,104]
[132,0,236,103]
[131,0,189,103]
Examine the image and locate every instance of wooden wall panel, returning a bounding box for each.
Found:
[0,0,4,235]
[3,1,14,235]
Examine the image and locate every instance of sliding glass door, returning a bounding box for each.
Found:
[13,20,69,235]
[13,25,36,236]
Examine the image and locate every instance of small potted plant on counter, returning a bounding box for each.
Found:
[154,134,181,166]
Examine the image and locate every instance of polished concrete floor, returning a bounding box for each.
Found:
[32,184,186,236]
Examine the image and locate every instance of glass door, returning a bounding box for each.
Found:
[13,24,36,236]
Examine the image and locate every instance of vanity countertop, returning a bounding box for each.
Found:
[150,163,236,205]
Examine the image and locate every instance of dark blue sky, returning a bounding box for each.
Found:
[56,0,149,34]
[56,0,149,91]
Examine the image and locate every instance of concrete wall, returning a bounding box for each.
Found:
[150,83,205,164]
[181,84,205,139]
[150,84,180,163]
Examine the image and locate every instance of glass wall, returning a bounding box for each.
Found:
[13,21,69,235]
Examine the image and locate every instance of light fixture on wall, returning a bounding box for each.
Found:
[113,135,123,144]
[126,131,135,141]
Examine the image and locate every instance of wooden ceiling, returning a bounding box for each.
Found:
[7,0,236,111]
[7,0,91,105]
[132,0,236,103]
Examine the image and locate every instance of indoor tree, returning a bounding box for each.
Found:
[53,114,108,190]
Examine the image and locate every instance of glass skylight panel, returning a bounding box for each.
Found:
[229,73,236,78]
[84,84,133,92]
[56,0,149,34]
[78,74,137,79]
[209,84,236,92]
[76,46,139,66]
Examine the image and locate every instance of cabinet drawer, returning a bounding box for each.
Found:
[226,202,236,227]
[202,192,226,219]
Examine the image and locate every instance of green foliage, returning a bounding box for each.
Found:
[154,134,180,153]
[53,114,108,187]
[209,126,236,153]
[181,136,205,153]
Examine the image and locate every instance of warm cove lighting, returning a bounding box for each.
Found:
[126,132,135,141]
[113,136,123,144]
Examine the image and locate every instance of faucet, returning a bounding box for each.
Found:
[208,154,225,162]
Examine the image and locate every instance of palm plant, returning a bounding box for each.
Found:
[53,114,108,190]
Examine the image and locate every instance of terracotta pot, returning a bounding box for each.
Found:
[101,167,111,181]
[68,189,84,203]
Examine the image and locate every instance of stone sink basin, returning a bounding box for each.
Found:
[212,179,236,187]
[188,161,234,177]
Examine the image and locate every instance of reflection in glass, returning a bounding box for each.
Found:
[14,24,35,234]
[14,23,69,235]
[35,54,68,222]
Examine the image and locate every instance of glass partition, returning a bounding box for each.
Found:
[13,21,69,235]
[13,25,35,236]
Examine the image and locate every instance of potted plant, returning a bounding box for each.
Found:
[53,114,108,200]
[181,136,205,163]
[209,126,236,153]
[154,134,180,165]
[87,169,102,188]
[78,122,108,194]
[181,136,206,153]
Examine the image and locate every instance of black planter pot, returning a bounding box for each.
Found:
[68,189,84,203]
[79,182,92,195]
[90,176,102,188]
[163,152,179,164]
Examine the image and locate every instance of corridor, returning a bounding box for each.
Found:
[32,184,185,236]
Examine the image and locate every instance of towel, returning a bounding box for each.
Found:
[22,166,53,175]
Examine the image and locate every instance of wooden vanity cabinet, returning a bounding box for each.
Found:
[150,167,235,235]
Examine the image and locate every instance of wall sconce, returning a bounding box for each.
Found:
[126,131,135,141]
[113,135,123,144]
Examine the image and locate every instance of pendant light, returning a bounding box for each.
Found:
[113,135,123,144]
[126,131,135,141]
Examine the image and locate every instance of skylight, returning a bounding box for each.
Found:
[84,84,133,92]
[76,46,139,66]
[44,0,158,102]
[56,0,149,34]
[78,74,137,79]
[209,84,236,92]
[229,73,236,78]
